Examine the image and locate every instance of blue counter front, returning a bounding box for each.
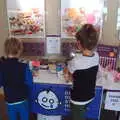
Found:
[30,83,71,116]
[29,82,103,120]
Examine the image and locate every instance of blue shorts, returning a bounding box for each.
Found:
[6,100,29,120]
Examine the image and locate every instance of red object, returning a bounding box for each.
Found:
[32,61,40,67]
[27,31,33,34]
[66,26,76,33]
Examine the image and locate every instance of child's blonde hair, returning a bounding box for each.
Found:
[4,37,23,57]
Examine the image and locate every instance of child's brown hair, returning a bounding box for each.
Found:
[75,24,98,50]
[4,37,23,57]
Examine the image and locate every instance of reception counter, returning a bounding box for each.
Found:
[33,69,120,90]
[30,70,103,120]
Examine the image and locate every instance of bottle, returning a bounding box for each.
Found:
[56,63,64,80]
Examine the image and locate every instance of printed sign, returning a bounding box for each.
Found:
[30,83,71,115]
[105,91,120,111]
[47,37,61,54]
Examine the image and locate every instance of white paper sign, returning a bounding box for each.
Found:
[105,91,120,111]
[47,37,61,54]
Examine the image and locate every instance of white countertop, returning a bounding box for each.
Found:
[0,69,120,95]
[34,70,120,90]
[96,75,120,90]
[33,70,72,85]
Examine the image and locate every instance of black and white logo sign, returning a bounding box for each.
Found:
[37,90,60,110]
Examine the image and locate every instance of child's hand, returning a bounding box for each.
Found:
[64,73,69,82]
[63,67,72,82]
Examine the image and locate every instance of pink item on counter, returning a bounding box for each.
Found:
[32,61,40,67]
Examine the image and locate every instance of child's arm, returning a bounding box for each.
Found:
[24,64,33,87]
[63,67,73,82]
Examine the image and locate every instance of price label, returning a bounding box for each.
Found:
[105,91,120,111]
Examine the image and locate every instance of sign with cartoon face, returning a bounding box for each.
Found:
[37,90,60,110]
[30,83,71,115]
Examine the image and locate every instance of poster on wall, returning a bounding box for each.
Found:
[6,0,45,38]
[61,0,104,38]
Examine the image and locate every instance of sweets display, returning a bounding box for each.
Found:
[61,0,103,38]
[8,8,44,37]
[7,0,45,38]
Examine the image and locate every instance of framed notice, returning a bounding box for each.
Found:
[46,36,61,54]
[105,91,120,111]
[6,0,45,38]
[61,0,104,38]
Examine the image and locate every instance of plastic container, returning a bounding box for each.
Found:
[56,64,64,80]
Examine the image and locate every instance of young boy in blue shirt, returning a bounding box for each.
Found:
[0,37,33,120]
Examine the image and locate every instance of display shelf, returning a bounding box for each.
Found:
[6,0,45,38]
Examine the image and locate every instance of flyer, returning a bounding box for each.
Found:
[105,91,120,111]
[47,36,61,54]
